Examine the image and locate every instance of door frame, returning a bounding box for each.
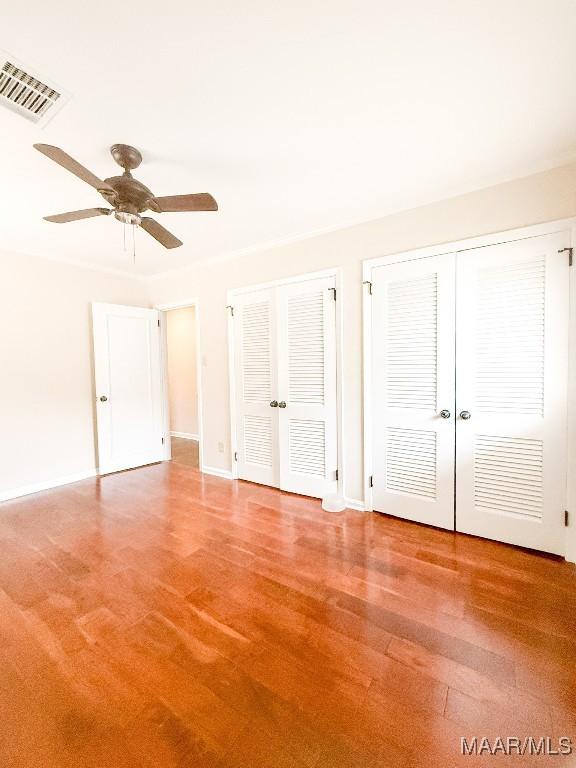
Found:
[362,218,576,560]
[155,298,204,473]
[226,267,345,499]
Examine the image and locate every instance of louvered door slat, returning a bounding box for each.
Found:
[475,257,545,416]
[287,290,325,405]
[242,302,272,403]
[385,273,438,411]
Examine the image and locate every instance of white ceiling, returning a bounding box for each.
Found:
[2,0,576,276]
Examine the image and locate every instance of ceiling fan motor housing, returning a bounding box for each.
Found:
[101,174,156,214]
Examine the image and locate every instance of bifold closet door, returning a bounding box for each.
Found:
[233,277,338,498]
[455,233,569,554]
[276,277,338,498]
[233,287,280,487]
[371,254,456,529]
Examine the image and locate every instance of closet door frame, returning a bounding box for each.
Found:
[363,218,576,561]
[227,267,344,499]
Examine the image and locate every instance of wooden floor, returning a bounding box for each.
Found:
[0,462,575,767]
[171,437,200,469]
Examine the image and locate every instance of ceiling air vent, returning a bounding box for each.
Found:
[0,56,67,126]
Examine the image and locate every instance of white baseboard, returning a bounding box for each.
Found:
[201,465,234,480]
[0,469,97,503]
[170,431,199,441]
[566,538,576,564]
[345,498,365,511]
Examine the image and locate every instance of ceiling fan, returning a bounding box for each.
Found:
[33,143,218,249]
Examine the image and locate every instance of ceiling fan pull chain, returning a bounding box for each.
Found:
[132,223,136,265]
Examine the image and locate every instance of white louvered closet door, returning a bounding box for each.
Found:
[234,288,280,487]
[456,233,569,554]
[371,254,456,529]
[276,276,338,498]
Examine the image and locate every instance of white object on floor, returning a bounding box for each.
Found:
[322,494,346,513]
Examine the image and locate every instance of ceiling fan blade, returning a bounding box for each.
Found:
[44,207,112,223]
[151,193,218,212]
[140,217,183,249]
[33,144,116,195]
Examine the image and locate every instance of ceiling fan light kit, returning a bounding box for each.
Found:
[114,211,141,226]
[33,142,218,251]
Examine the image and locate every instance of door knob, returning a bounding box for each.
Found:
[99,395,108,402]
[278,401,287,408]
[459,410,472,420]
[270,400,278,408]
[439,409,451,419]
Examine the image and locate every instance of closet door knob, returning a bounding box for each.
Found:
[99,395,108,402]
[270,400,278,408]
[459,410,472,420]
[439,409,451,419]
[278,401,287,409]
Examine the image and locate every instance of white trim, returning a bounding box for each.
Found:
[334,270,345,501]
[227,267,341,298]
[227,299,239,480]
[344,498,365,512]
[362,218,576,559]
[566,224,576,563]
[363,217,576,271]
[0,469,97,503]
[156,300,200,311]
[158,311,172,461]
[201,465,234,480]
[362,276,374,511]
[155,297,204,473]
[170,431,199,440]
[226,268,345,496]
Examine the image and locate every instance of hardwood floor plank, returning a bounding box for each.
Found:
[330,588,516,683]
[0,462,574,767]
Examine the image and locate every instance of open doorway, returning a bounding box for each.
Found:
[163,303,201,470]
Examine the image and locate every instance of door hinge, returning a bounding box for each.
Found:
[363,280,373,295]
[559,247,573,266]
[335,468,339,481]
[158,318,160,328]
[369,475,373,488]
[226,305,235,317]
[565,510,569,527]
[329,287,337,301]
[234,451,238,462]
[162,436,165,445]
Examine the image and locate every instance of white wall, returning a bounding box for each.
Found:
[149,162,576,506]
[0,251,149,499]
[166,306,198,437]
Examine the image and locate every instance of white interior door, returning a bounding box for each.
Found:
[92,303,164,475]
[455,233,570,554]
[276,276,338,498]
[371,254,456,529]
[233,288,279,487]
